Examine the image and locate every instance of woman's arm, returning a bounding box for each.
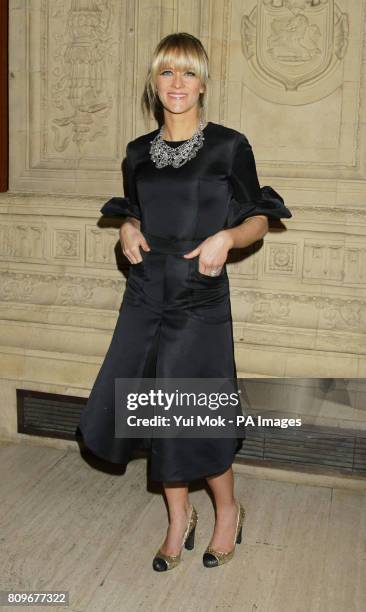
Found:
[120,215,141,230]
[184,133,290,274]
[222,132,291,249]
[183,215,268,275]
[118,144,150,263]
[221,215,269,250]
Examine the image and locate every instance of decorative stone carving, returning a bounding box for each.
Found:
[230,286,366,334]
[54,229,80,259]
[303,241,366,285]
[50,0,115,151]
[0,269,123,309]
[264,242,297,275]
[242,0,349,101]
[0,222,46,259]
[86,226,122,265]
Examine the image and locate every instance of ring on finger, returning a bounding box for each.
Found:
[210,268,221,277]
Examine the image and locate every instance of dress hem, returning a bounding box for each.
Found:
[79,427,243,483]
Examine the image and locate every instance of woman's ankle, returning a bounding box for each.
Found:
[215,498,237,517]
[168,500,192,522]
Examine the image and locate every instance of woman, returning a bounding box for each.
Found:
[78,32,292,571]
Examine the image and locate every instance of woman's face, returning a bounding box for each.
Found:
[155,64,205,116]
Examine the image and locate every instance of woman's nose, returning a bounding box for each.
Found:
[172,73,184,86]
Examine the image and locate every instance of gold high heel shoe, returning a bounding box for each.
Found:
[202,500,245,568]
[152,505,198,571]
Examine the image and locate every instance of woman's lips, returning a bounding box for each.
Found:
[167,94,187,99]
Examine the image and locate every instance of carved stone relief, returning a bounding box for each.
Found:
[0,269,123,310]
[230,286,366,335]
[86,226,122,266]
[54,229,80,259]
[0,222,46,260]
[303,241,366,285]
[48,0,116,152]
[10,0,133,194]
[264,241,297,275]
[242,0,349,101]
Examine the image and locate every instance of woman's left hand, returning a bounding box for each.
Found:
[183,230,233,276]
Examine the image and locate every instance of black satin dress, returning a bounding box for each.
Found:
[78,121,292,482]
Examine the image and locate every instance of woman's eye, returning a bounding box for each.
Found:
[160,70,196,76]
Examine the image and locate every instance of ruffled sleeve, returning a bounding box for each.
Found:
[226,133,292,228]
[100,143,141,221]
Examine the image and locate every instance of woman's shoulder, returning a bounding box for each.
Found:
[209,122,250,146]
[208,121,242,137]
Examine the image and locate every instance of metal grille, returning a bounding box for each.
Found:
[17,388,366,475]
[237,423,366,475]
[17,390,85,441]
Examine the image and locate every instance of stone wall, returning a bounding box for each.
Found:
[0,0,365,443]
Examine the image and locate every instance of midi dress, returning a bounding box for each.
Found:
[78,121,292,482]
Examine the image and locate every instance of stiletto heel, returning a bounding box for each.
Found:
[202,501,245,568]
[152,505,198,571]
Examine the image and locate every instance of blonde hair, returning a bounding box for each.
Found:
[141,33,210,127]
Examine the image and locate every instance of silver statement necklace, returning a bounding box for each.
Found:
[149,118,206,169]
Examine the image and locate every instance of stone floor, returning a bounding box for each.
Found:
[1,439,366,612]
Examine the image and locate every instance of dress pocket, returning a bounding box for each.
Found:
[191,256,226,282]
[128,246,148,277]
[134,246,149,263]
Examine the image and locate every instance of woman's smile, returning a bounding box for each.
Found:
[167,93,187,99]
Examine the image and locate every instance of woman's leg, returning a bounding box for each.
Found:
[158,482,193,555]
[205,466,239,552]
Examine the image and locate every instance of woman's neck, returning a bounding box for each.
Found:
[162,118,205,141]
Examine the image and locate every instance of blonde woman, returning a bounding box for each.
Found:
[79,32,292,571]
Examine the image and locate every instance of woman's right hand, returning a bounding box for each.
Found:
[119,217,151,264]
